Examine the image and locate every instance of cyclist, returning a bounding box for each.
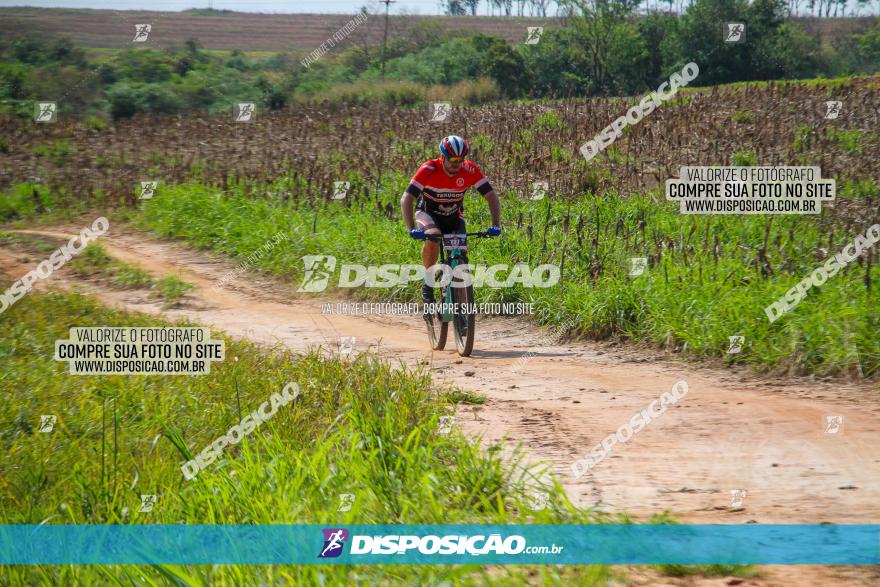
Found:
[400,135,502,317]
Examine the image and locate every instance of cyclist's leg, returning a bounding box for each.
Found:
[415,210,440,307]
[415,210,441,271]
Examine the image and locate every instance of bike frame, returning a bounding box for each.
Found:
[424,231,489,322]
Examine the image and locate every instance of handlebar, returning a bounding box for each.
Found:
[423,231,491,241]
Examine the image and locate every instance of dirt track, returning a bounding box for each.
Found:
[2,225,879,586]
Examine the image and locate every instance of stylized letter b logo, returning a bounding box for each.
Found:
[298,255,336,292]
[318,528,349,558]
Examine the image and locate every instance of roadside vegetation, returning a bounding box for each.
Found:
[0,285,623,584]
[130,178,878,379]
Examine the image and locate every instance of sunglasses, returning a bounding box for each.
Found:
[445,156,464,163]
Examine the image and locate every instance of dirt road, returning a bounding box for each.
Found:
[3,225,879,585]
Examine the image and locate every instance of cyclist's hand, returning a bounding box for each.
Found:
[409,228,425,240]
[487,225,501,237]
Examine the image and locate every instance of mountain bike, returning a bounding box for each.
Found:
[422,232,490,357]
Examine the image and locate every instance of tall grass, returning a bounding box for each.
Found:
[0,286,613,585]
[291,78,500,108]
[135,180,878,378]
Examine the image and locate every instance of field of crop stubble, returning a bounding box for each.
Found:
[2,78,879,377]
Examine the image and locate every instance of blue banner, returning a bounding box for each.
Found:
[1,524,877,565]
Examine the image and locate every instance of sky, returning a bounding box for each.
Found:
[0,0,450,15]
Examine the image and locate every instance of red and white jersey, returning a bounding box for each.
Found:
[406,157,493,217]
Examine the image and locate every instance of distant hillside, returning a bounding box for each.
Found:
[0,7,557,54]
[0,7,873,54]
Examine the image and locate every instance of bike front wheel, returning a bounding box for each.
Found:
[426,308,448,351]
[452,280,475,357]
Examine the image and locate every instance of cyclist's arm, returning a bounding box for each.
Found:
[402,174,426,231]
[400,192,417,231]
[482,189,501,228]
[470,164,500,228]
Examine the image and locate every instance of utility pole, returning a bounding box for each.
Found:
[380,0,396,81]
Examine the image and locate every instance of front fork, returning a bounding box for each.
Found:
[438,251,467,323]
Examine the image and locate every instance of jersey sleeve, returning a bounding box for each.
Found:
[406,161,435,198]
[466,162,493,195]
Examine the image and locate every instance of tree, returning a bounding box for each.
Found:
[558,0,643,93]
[659,0,752,85]
[471,34,529,96]
[445,0,468,14]
[462,0,481,14]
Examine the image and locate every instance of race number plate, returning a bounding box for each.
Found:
[442,234,468,251]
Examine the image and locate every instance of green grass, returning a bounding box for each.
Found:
[132,179,878,379]
[731,148,757,166]
[64,242,195,306]
[66,242,158,291]
[154,275,195,308]
[111,265,154,289]
[0,230,62,255]
[732,109,754,123]
[445,390,488,405]
[31,140,75,166]
[661,563,758,578]
[0,285,618,585]
[793,123,815,153]
[827,128,865,154]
